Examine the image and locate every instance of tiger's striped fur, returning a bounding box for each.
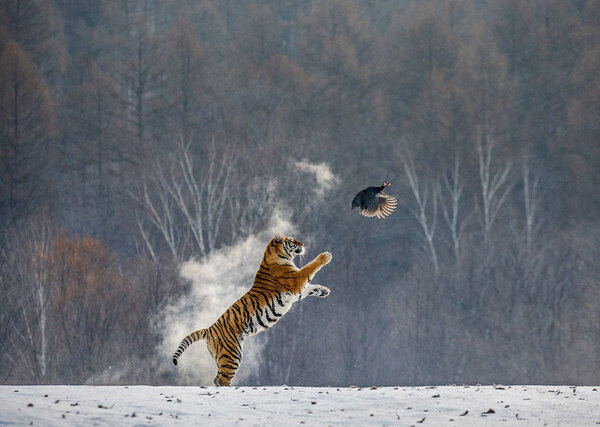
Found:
[172,234,332,386]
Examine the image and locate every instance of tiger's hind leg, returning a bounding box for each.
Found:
[214,370,233,386]
[211,339,244,387]
[213,352,242,386]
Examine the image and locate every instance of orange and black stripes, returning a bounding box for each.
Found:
[172,328,207,365]
[171,234,331,386]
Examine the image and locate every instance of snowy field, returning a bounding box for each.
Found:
[1,385,598,426]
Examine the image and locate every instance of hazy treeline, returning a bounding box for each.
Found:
[1,0,600,386]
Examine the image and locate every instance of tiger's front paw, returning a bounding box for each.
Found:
[318,251,332,265]
[310,286,331,298]
[317,286,330,298]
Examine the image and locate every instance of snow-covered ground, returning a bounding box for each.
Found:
[1,385,598,426]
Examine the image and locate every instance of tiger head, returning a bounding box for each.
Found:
[272,234,305,259]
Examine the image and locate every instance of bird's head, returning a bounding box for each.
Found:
[383,181,391,187]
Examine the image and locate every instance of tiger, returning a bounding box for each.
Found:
[172,234,332,386]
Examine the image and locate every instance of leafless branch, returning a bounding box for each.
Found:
[476,134,512,244]
[403,153,439,274]
[523,160,541,253]
[438,155,471,263]
[132,134,239,262]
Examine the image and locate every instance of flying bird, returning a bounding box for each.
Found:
[351,181,397,219]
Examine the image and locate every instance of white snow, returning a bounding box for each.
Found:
[0,385,598,426]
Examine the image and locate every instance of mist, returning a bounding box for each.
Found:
[1,0,599,387]
[158,159,338,385]
[294,159,341,197]
[159,208,295,385]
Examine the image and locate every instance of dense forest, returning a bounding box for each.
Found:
[1,0,599,386]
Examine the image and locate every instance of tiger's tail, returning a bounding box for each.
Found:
[172,328,207,366]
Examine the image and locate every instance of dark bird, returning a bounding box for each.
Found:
[351,181,397,219]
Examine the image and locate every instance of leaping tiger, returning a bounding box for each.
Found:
[172,234,332,386]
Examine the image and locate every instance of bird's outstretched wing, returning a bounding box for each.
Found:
[360,193,397,218]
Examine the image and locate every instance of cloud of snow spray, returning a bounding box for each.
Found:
[159,208,296,385]
[158,159,338,386]
[294,159,340,197]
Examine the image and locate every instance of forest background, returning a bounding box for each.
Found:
[1,0,600,386]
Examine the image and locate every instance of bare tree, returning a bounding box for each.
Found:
[0,219,53,382]
[0,0,67,85]
[133,136,237,262]
[438,155,470,264]
[0,32,56,229]
[135,175,181,263]
[227,178,272,240]
[98,2,167,167]
[522,159,541,253]
[403,153,439,274]
[46,232,132,382]
[476,134,512,245]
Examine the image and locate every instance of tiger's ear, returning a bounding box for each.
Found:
[274,234,282,243]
